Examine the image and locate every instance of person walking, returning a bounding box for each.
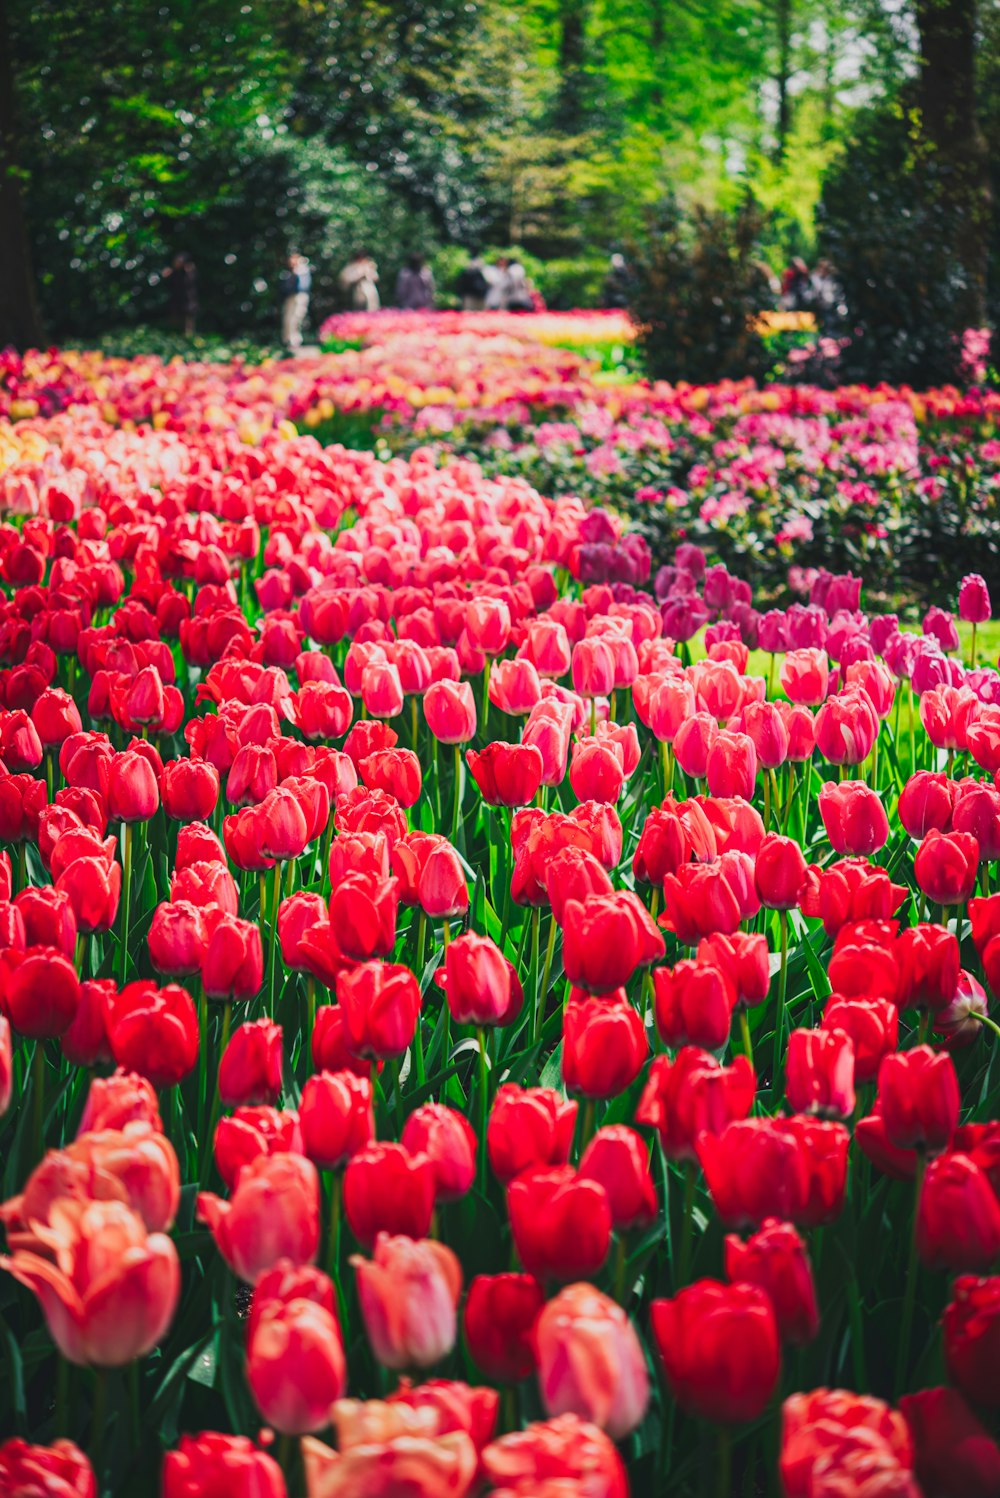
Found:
[163,252,197,337]
[456,248,491,311]
[339,250,380,311]
[395,254,435,310]
[280,252,311,350]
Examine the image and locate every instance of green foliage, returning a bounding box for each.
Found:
[629,195,775,383]
[816,108,973,386]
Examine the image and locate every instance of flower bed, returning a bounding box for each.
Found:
[0,325,1000,1496]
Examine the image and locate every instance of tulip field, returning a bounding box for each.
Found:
[3,313,1000,1497]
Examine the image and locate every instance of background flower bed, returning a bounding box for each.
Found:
[2,317,1000,1496]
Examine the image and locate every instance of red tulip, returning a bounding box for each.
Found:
[562,991,647,1099]
[569,739,624,803]
[818,779,889,855]
[725,1219,818,1346]
[247,1297,346,1435]
[650,1279,780,1423]
[78,1069,162,1136]
[162,1433,286,1498]
[103,980,198,1089]
[508,1166,612,1280]
[561,891,664,993]
[898,770,954,838]
[402,1103,477,1203]
[654,957,735,1050]
[914,829,979,906]
[359,748,422,807]
[343,1142,436,1246]
[920,684,981,751]
[827,918,902,1003]
[0,1439,97,1498]
[805,858,908,936]
[878,1045,960,1152]
[780,1389,915,1498]
[944,1275,1000,1407]
[464,1272,545,1383]
[706,730,757,800]
[579,1125,657,1230]
[197,1152,319,1281]
[785,1027,856,1119]
[755,833,808,909]
[106,750,159,823]
[336,961,421,1058]
[821,994,898,1083]
[56,855,121,934]
[201,915,263,1002]
[780,647,829,706]
[148,902,207,977]
[467,742,543,807]
[436,932,520,1028]
[489,657,542,716]
[814,686,879,765]
[672,712,719,778]
[488,1084,577,1183]
[161,759,220,822]
[424,680,476,744]
[900,1386,1000,1498]
[636,1048,755,1161]
[217,1019,283,1108]
[917,1153,1000,1270]
[0,945,80,1037]
[896,923,960,1010]
[329,873,399,960]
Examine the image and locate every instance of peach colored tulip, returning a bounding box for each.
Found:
[352,1233,461,1371]
[0,1198,179,1366]
[197,1152,319,1282]
[535,1283,650,1439]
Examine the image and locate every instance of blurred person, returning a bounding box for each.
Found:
[280,252,312,350]
[339,250,380,311]
[602,252,631,309]
[456,248,491,310]
[163,252,197,337]
[506,258,536,313]
[395,254,435,310]
[484,255,511,310]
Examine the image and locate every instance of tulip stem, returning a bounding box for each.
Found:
[415,909,427,981]
[739,1007,753,1068]
[971,620,978,670]
[677,1160,696,1287]
[895,1154,926,1392]
[411,694,419,749]
[716,1426,732,1498]
[530,907,542,1045]
[268,860,283,1015]
[55,1355,68,1435]
[119,820,133,985]
[306,977,316,1064]
[451,744,463,848]
[90,1368,107,1475]
[482,658,491,734]
[128,1360,141,1449]
[477,1026,490,1192]
[613,1233,628,1304]
[200,1003,231,1187]
[536,917,556,1046]
[763,769,771,830]
[972,1010,1000,1041]
[771,909,789,1091]
[31,1039,45,1168]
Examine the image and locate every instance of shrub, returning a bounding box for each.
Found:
[628,196,775,385]
[816,110,973,387]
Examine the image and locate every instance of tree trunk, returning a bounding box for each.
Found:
[0,0,43,349]
[774,0,792,161]
[916,0,990,327]
[555,0,589,131]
